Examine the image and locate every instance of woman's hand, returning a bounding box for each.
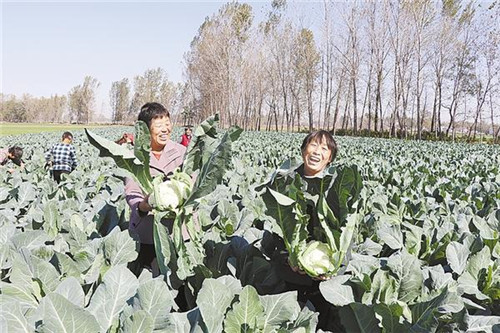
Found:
[290,265,306,275]
[289,259,330,281]
[312,274,330,281]
[138,195,152,213]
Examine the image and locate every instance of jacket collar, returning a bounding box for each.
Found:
[149,140,181,171]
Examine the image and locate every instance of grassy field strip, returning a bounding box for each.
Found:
[0,123,124,136]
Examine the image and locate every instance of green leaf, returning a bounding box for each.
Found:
[102,226,138,266]
[165,308,204,332]
[319,275,355,306]
[465,246,491,277]
[457,271,489,300]
[386,251,423,303]
[54,253,81,281]
[153,211,175,277]
[134,277,177,330]
[198,276,241,333]
[133,121,152,167]
[403,222,424,256]
[268,188,295,206]
[262,185,308,268]
[224,285,264,333]
[446,241,470,275]
[338,213,359,254]
[368,269,399,304]
[85,127,153,193]
[31,255,61,294]
[43,201,60,238]
[410,288,464,332]
[0,254,40,310]
[259,291,301,332]
[185,126,243,205]
[339,303,381,333]
[472,216,497,240]
[373,303,410,333]
[357,238,383,256]
[182,114,220,175]
[326,164,363,222]
[87,265,139,332]
[466,315,500,333]
[10,230,48,251]
[287,304,318,331]
[0,297,33,333]
[16,182,36,208]
[38,293,100,333]
[377,221,404,250]
[122,310,154,333]
[54,277,85,307]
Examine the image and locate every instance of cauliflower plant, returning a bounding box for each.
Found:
[298,241,336,277]
[149,169,192,212]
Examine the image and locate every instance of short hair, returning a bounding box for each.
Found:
[62,132,73,140]
[300,130,338,162]
[138,102,170,128]
[8,146,23,166]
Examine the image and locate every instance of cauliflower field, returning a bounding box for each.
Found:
[1,127,500,332]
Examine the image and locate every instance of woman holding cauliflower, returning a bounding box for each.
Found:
[263,130,360,331]
[125,102,187,273]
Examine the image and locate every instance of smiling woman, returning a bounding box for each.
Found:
[301,130,337,177]
[265,129,343,331]
[125,102,186,274]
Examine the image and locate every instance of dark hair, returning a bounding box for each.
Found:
[138,102,170,128]
[301,130,338,162]
[8,146,23,166]
[62,132,73,140]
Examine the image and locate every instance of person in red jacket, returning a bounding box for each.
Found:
[179,127,192,147]
[115,133,134,145]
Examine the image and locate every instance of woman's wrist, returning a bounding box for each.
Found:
[137,199,151,216]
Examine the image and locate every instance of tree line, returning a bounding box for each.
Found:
[1,0,499,143]
[183,0,499,142]
[0,69,178,125]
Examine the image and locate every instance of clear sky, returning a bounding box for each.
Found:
[2,0,300,118]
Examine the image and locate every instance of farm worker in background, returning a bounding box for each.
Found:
[269,130,341,331]
[115,133,134,145]
[45,131,78,183]
[179,126,192,147]
[0,146,24,172]
[125,102,186,274]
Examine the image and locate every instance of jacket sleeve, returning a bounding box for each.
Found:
[125,177,145,213]
[71,146,78,169]
[45,147,52,162]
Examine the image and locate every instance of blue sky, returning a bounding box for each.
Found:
[2,1,295,117]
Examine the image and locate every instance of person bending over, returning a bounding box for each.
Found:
[0,146,24,173]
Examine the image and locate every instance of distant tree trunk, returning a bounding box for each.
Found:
[490,89,497,143]
[352,78,358,134]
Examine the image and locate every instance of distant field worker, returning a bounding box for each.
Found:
[0,146,24,167]
[115,133,134,145]
[0,146,24,172]
[45,132,78,183]
[179,127,192,147]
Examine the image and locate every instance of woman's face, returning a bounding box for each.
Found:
[302,138,332,177]
[150,116,172,149]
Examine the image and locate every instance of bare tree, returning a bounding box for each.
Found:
[68,76,100,123]
[110,78,130,123]
[408,0,435,139]
[444,2,476,138]
[293,28,320,132]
